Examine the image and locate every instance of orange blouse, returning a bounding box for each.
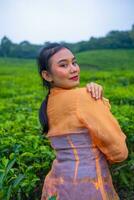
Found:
[46,86,128,164]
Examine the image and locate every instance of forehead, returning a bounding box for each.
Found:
[50,48,75,64]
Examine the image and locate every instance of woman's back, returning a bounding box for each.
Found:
[41,131,119,200]
[46,86,86,138]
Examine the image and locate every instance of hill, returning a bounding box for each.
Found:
[76,49,134,70]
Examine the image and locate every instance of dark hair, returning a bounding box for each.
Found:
[37,43,70,134]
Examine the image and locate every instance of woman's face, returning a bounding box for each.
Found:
[48,48,80,89]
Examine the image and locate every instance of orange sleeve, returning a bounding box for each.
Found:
[76,88,128,164]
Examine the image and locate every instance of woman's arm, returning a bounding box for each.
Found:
[77,88,128,164]
[86,82,103,100]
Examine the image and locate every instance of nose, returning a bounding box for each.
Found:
[69,63,77,73]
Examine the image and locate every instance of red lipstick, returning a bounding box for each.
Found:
[69,75,78,81]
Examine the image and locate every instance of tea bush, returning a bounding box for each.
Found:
[0,50,134,199]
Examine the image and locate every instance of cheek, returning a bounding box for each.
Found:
[78,66,80,73]
[54,69,68,78]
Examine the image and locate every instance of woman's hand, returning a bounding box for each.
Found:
[86,82,103,100]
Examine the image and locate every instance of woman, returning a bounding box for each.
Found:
[37,43,128,200]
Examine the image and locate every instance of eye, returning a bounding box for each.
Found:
[72,61,77,66]
[60,63,68,68]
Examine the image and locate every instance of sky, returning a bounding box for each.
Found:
[0,0,134,44]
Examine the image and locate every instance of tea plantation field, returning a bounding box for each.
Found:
[0,49,134,199]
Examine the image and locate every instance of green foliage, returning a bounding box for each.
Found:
[48,195,57,200]
[0,49,134,199]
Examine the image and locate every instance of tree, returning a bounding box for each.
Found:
[0,36,12,57]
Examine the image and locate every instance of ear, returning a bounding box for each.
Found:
[41,70,53,82]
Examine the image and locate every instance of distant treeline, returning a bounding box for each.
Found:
[0,24,134,59]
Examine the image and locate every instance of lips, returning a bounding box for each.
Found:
[69,75,79,81]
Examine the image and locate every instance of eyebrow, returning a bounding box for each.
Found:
[57,56,76,64]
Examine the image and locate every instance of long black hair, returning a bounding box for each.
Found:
[37,43,70,134]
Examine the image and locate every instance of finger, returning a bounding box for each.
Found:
[98,86,103,99]
[86,83,92,92]
[97,89,101,99]
[93,84,103,100]
[94,85,102,99]
[94,86,100,99]
[89,83,96,98]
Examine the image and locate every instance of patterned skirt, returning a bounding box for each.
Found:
[41,130,120,200]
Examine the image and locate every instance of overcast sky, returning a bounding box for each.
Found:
[0,0,134,44]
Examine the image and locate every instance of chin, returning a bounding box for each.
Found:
[58,80,80,89]
[69,82,80,89]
